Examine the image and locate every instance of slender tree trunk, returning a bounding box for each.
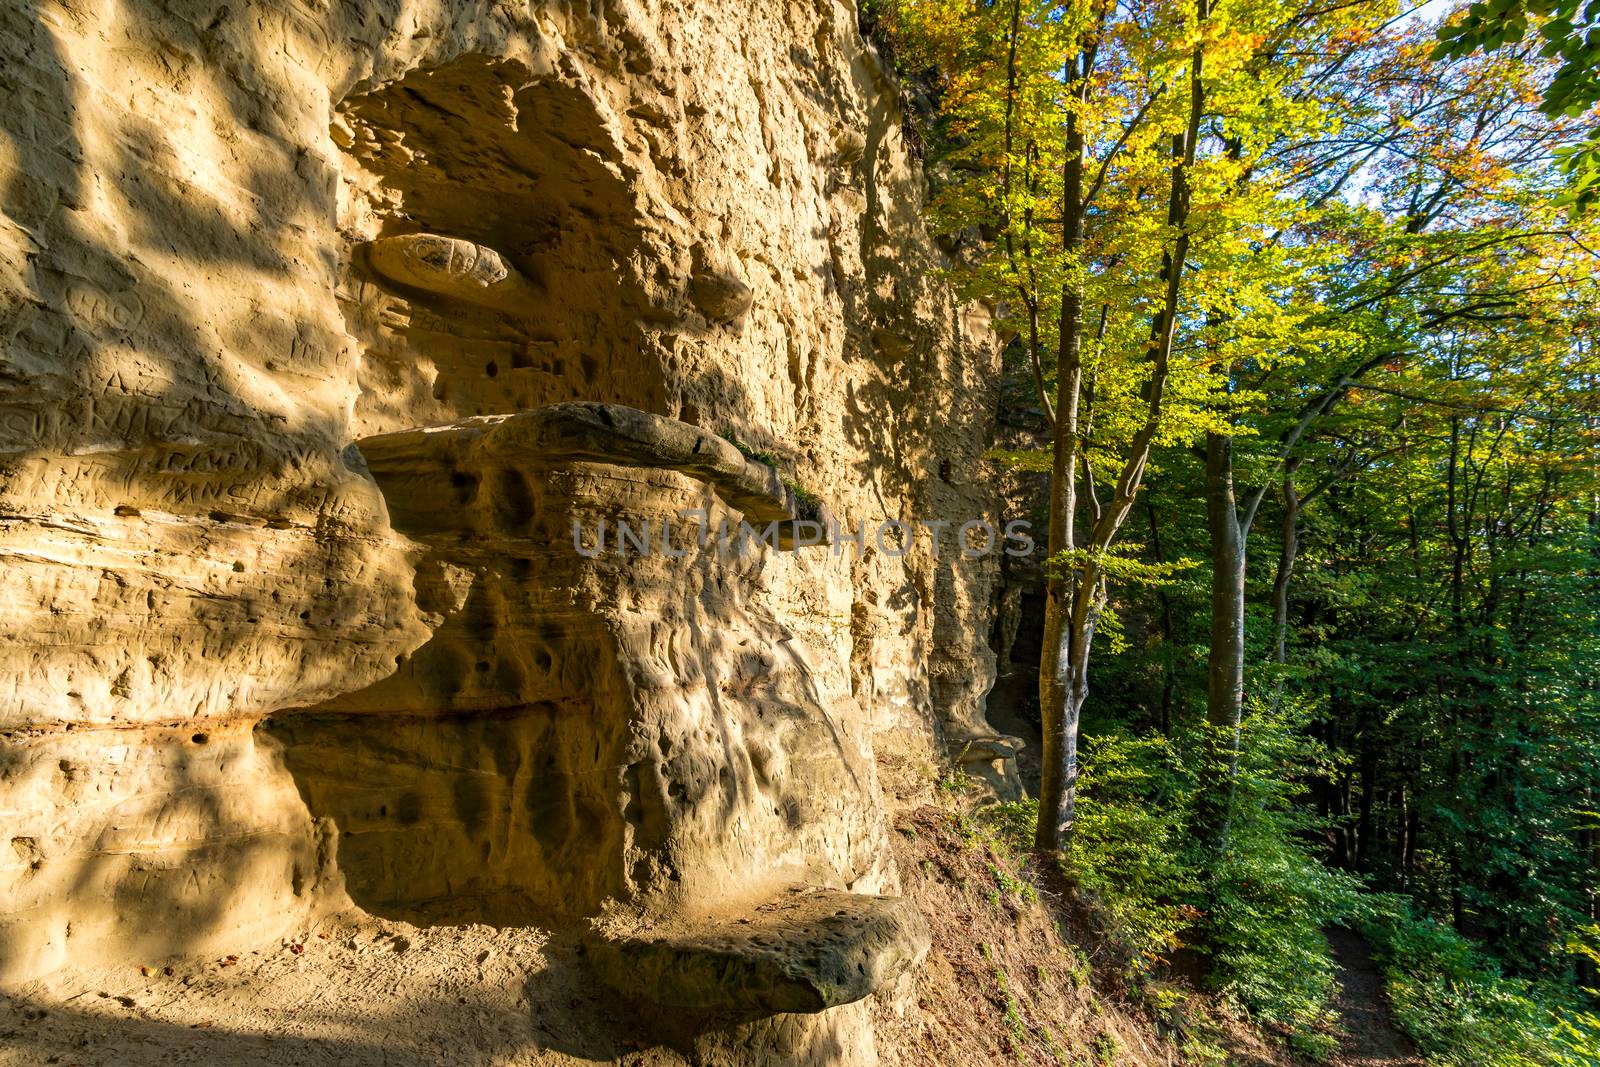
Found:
[1357,735,1377,870]
[1035,74,1088,854]
[1204,432,1246,735]
[1036,0,1207,852]
[1398,783,1412,891]
[1265,460,1301,719]
[1198,430,1246,847]
[1582,469,1598,993]
[1270,458,1301,675]
[1195,136,1252,850]
[1146,500,1178,734]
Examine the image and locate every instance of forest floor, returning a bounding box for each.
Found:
[1,722,1423,1067]
[0,814,1428,1067]
[1324,928,1424,1067]
[973,668,1426,1067]
[0,916,622,1066]
[1194,928,1424,1067]
[0,799,1179,1067]
[870,774,1427,1067]
[868,797,1177,1066]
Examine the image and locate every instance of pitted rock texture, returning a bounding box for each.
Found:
[589,887,931,1014]
[271,405,884,926]
[357,403,832,546]
[0,723,339,979]
[0,1,1009,1058]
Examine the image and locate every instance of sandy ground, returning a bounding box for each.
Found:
[0,808,1425,1067]
[0,911,669,1067]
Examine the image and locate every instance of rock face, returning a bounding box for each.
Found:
[275,404,884,927]
[589,887,931,1015]
[0,0,1009,1058]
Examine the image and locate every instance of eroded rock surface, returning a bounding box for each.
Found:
[589,887,931,1014]
[0,724,338,978]
[0,0,1011,1059]
[272,405,883,927]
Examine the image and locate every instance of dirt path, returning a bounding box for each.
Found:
[0,911,636,1066]
[1326,927,1424,1067]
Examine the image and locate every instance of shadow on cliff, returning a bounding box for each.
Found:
[0,715,393,988]
[0,0,372,476]
[4,14,935,1067]
[255,353,889,933]
[0,0,371,903]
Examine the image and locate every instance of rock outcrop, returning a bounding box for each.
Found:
[0,0,1011,1060]
[275,404,883,929]
[589,887,931,1015]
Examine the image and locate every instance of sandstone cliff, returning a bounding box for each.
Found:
[0,0,1013,1061]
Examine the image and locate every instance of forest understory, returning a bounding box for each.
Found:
[865,0,1600,1061]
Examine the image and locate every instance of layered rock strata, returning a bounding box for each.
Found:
[278,404,887,930]
[0,0,1011,1057]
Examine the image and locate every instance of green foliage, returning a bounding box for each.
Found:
[987,716,1367,1045]
[883,1,1600,1061]
[1068,733,1199,972]
[1043,544,1199,588]
[982,732,1197,980]
[1200,705,1366,1038]
[1432,0,1600,206]
[983,446,1052,473]
[722,432,781,469]
[782,477,822,514]
[1364,899,1600,1066]
[722,431,822,515]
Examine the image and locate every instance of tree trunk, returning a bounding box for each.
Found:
[1197,430,1246,848]
[1357,736,1377,871]
[1270,458,1301,672]
[1036,0,1207,852]
[1037,581,1077,851]
[1581,784,1598,992]
[1205,430,1247,736]
[1039,585,1095,851]
[1034,70,1087,854]
[1145,500,1178,734]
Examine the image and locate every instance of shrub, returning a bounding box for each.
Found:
[1363,899,1600,1067]
[1200,706,1364,1039]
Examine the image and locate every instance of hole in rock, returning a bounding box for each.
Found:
[334,55,672,437]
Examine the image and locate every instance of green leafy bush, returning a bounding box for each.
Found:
[975,706,1599,1064]
[1364,898,1600,1066]
[1067,732,1198,974]
[1200,706,1365,1043]
[979,731,1198,979]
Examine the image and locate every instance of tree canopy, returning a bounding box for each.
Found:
[872,0,1600,1058]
